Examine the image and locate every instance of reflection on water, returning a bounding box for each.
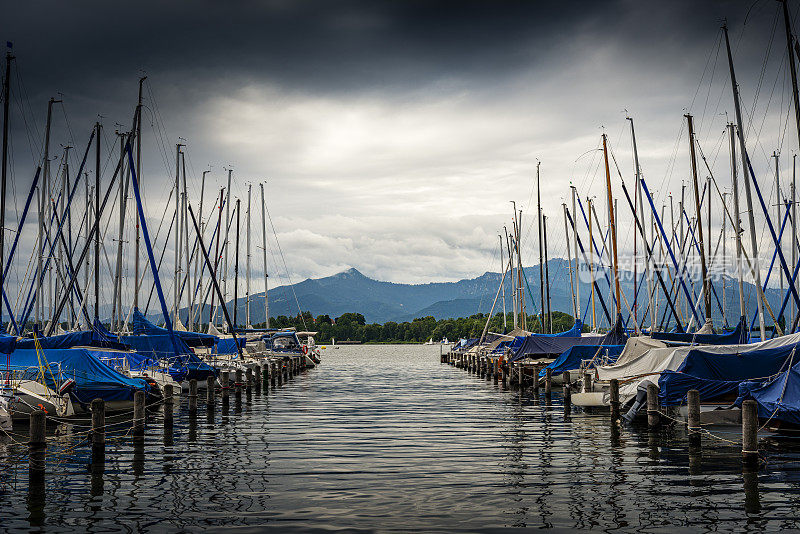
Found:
[1,344,800,531]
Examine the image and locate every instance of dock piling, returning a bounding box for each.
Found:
[28,410,46,484]
[646,383,660,428]
[687,389,701,446]
[562,371,571,414]
[235,369,243,399]
[742,399,759,465]
[533,365,540,393]
[133,390,146,438]
[221,371,230,400]
[91,398,105,451]
[207,376,216,406]
[545,368,552,398]
[609,379,620,423]
[583,372,592,393]
[188,379,198,415]
[163,384,174,428]
[254,364,262,392]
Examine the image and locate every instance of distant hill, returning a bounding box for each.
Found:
[163,261,790,328]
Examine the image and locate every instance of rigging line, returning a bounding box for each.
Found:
[263,199,306,330]
[698,31,723,137]
[690,28,724,114]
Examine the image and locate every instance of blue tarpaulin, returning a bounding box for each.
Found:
[658,341,798,406]
[651,316,748,345]
[216,336,247,355]
[133,308,218,347]
[121,334,217,381]
[9,348,148,404]
[0,334,16,354]
[541,344,625,377]
[15,330,129,351]
[736,359,800,425]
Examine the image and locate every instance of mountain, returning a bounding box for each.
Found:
[163,262,792,328]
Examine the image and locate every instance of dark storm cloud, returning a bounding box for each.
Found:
[0,0,791,291]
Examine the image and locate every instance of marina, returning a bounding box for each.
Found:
[8,0,800,531]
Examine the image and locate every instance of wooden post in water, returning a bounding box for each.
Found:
[245,368,253,393]
[493,358,499,383]
[583,372,592,393]
[647,383,660,428]
[609,379,620,423]
[687,389,701,446]
[188,379,198,415]
[235,369,243,398]
[133,390,146,438]
[742,399,759,465]
[91,398,105,451]
[163,384,173,428]
[562,371,571,413]
[221,371,230,400]
[545,368,552,397]
[518,363,525,388]
[29,410,46,479]
[533,365,540,394]
[254,364,262,392]
[207,376,215,405]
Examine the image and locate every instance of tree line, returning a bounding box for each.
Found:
[256,310,580,343]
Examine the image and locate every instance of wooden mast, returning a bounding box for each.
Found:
[686,114,711,323]
[543,214,552,333]
[724,23,767,339]
[602,134,622,320]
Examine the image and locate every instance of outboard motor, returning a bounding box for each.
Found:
[622,380,654,424]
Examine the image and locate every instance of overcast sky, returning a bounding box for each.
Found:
[1,0,797,299]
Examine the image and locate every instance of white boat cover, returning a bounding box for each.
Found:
[596,332,800,402]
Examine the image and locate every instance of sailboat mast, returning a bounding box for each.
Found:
[536,162,544,331]
[571,185,580,321]
[505,225,516,329]
[722,191,727,327]
[0,50,11,331]
[728,123,746,320]
[182,152,191,330]
[776,151,784,317]
[222,168,232,331]
[233,198,240,331]
[602,134,621,319]
[173,143,183,325]
[783,0,800,155]
[588,198,596,330]
[260,182,269,329]
[724,23,767,339]
[794,155,798,327]
[686,114,711,322]
[246,183,252,328]
[499,234,507,331]
[563,203,577,320]
[94,122,101,322]
[208,187,224,332]
[543,214,551,333]
[134,76,146,311]
[517,209,525,330]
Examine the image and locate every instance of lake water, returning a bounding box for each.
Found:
[2,344,800,532]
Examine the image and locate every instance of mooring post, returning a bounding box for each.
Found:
[29,409,46,450]
[493,358,499,383]
[517,363,524,388]
[133,390,146,438]
[562,371,571,413]
[235,369,243,399]
[742,399,759,465]
[221,371,230,400]
[609,379,620,423]
[163,384,174,428]
[254,364,262,392]
[91,398,105,451]
[278,361,284,385]
[207,376,216,406]
[29,409,46,479]
[687,389,701,446]
[245,368,253,393]
[647,382,660,428]
[545,368,552,397]
[533,365,540,394]
[188,379,198,415]
[583,372,592,393]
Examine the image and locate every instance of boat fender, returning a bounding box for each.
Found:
[302,345,308,355]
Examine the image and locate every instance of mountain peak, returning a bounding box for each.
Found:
[336,267,367,279]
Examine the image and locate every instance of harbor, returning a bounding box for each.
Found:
[2,345,797,531]
[7,0,800,531]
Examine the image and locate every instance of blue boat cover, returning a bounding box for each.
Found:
[216,336,247,355]
[658,341,797,406]
[541,344,625,377]
[133,308,218,347]
[736,358,800,425]
[120,334,217,381]
[0,334,16,354]
[10,348,148,404]
[651,316,748,345]
[15,329,129,351]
